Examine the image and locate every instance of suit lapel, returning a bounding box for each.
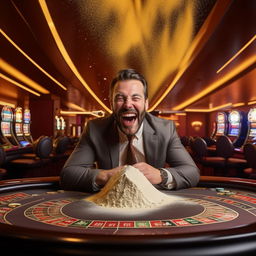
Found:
[143,117,158,166]
[107,120,119,167]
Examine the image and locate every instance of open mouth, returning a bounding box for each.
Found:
[121,112,137,127]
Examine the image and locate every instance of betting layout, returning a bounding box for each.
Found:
[0,187,255,235]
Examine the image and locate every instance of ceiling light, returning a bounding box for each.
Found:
[217,34,256,73]
[60,110,104,117]
[185,103,232,112]
[0,29,67,90]
[0,59,49,94]
[173,55,256,110]
[0,73,41,96]
[39,0,111,113]
[248,100,256,105]
[232,102,245,107]
[0,100,15,108]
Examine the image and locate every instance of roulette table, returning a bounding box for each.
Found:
[0,176,255,255]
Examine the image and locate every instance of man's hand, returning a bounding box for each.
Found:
[133,162,162,184]
[95,166,124,187]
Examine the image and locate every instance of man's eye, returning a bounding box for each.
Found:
[115,96,125,101]
[132,96,141,101]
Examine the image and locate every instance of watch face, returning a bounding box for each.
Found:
[160,169,168,184]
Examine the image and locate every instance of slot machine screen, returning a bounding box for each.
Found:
[249,123,256,137]
[23,123,30,135]
[216,112,226,135]
[24,109,31,124]
[229,126,239,136]
[1,121,11,136]
[228,110,240,136]
[248,108,256,138]
[216,123,225,135]
[15,123,23,136]
[1,106,13,122]
[14,107,23,123]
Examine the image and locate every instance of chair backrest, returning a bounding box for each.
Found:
[216,135,234,158]
[203,137,216,146]
[0,147,6,166]
[243,143,256,169]
[33,136,53,159]
[191,137,208,159]
[180,136,190,147]
[53,136,70,155]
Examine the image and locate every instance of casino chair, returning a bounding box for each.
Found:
[180,136,194,155]
[0,147,7,180]
[4,136,53,178]
[190,137,227,176]
[243,143,256,179]
[53,136,71,156]
[48,136,71,175]
[215,135,248,177]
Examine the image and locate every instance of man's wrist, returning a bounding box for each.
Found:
[159,168,168,185]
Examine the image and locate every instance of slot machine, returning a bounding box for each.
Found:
[23,108,33,143]
[212,112,229,141]
[13,107,31,147]
[244,107,256,145]
[59,116,66,136]
[0,105,19,150]
[227,110,248,148]
[55,115,61,138]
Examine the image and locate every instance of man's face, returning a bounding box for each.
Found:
[111,79,148,136]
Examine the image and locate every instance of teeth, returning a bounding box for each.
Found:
[122,113,136,117]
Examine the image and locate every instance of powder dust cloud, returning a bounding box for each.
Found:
[79,0,195,101]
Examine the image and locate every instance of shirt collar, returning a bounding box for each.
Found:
[118,123,144,143]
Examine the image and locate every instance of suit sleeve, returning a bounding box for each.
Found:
[165,123,200,189]
[60,122,100,192]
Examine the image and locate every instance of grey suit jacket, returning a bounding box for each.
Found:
[60,113,200,192]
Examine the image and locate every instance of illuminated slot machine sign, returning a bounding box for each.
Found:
[0,105,19,149]
[1,106,13,137]
[247,108,256,143]
[227,110,248,148]
[55,116,61,131]
[216,112,227,135]
[228,110,241,138]
[14,107,30,147]
[23,109,33,142]
[60,116,66,132]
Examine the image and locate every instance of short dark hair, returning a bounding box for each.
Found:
[110,69,148,99]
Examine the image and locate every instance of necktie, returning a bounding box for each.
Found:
[126,135,137,165]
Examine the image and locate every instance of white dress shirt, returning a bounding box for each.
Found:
[118,124,175,189]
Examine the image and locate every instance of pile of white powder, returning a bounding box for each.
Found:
[86,165,176,209]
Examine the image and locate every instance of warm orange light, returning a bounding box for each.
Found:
[39,0,111,113]
[232,102,245,107]
[0,29,67,91]
[191,121,203,131]
[0,100,15,108]
[248,100,256,106]
[0,59,48,94]
[173,55,256,110]
[175,113,187,116]
[60,110,105,117]
[217,34,256,73]
[185,103,232,112]
[191,121,203,127]
[0,73,41,96]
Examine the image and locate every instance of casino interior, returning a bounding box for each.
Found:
[0,0,256,255]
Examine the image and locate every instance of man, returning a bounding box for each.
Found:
[60,69,200,192]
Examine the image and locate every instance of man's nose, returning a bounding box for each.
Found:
[123,97,133,108]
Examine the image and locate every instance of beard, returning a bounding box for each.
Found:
[114,107,146,136]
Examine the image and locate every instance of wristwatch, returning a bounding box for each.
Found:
[159,168,168,185]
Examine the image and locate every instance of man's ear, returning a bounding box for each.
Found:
[145,99,149,110]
